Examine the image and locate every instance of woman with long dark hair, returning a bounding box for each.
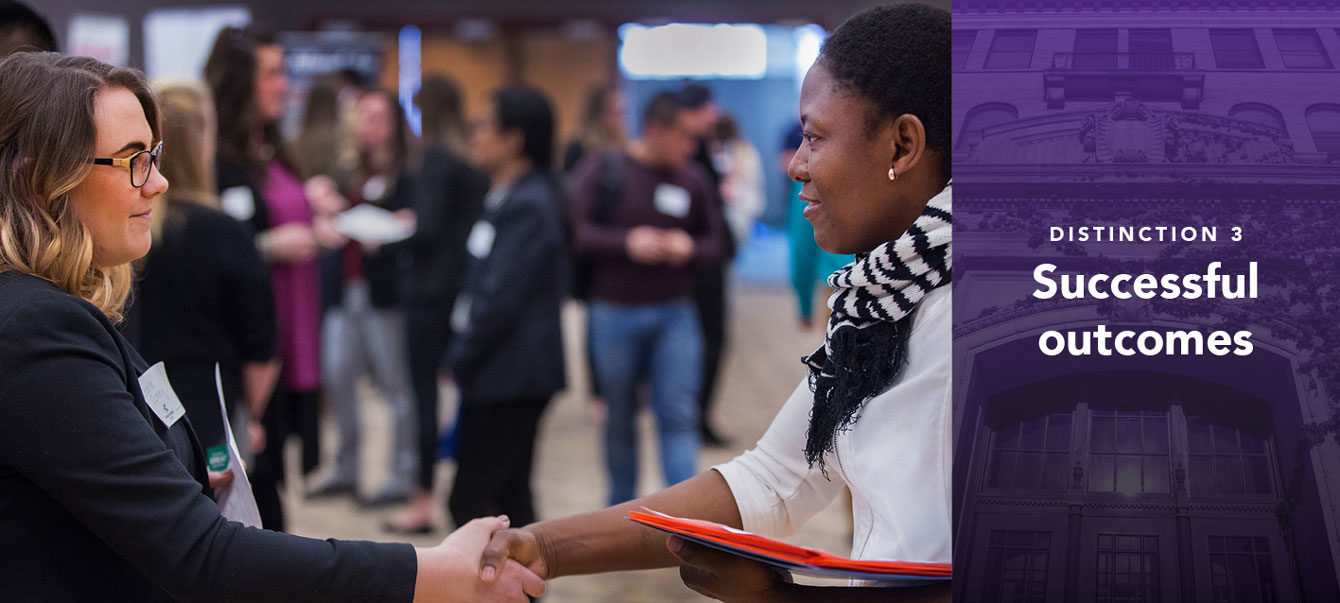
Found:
[203,26,328,531]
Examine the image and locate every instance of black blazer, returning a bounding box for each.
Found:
[402,145,490,308]
[0,272,415,602]
[449,171,568,402]
[127,200,277,450]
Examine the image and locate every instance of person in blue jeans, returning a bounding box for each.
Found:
[588,299,703,501]
[569,91,727,505]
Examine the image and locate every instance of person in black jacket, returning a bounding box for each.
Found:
[447,85,567,528]
[388,74,490,534]
[0,51,541,603]
[678,83,734,448]
[128,81,278,466]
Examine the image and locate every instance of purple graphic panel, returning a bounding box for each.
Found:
[951,3,1340,602]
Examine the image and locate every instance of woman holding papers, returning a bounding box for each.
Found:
[477,5,953,602]
[307,89,420,508]
[0,52,541,602]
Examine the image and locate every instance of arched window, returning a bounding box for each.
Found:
[1306,104,1340,160]
[1087,409,1171,495]
[957,103,1018,150]
[1185,413,1273,496]
[979,376,1278,500]
[1229,103,1287,134]
[987,412,1072,491]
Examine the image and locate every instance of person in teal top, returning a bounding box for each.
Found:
[782,125,852,328]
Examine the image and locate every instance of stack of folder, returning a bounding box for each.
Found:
[628,509,952,583]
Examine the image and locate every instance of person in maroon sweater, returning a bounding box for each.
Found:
[568,91,727,505]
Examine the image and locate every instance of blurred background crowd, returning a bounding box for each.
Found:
[3,0,908,598]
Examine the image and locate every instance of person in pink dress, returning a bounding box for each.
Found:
[204,26,338,532]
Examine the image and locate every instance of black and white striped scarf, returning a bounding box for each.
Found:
[803,182,952,472]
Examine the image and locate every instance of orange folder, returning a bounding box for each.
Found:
[628,509,951,583]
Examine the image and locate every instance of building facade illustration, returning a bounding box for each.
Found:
[951,2,1340,602]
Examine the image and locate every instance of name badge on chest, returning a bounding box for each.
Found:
[138,362,186,428]
[654,183,691,219]
[467,220,496,259]
[219,186,255,221]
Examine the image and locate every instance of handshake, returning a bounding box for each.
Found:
[625,226,696,267]
[416,512,806,603]
[411,515,544,603]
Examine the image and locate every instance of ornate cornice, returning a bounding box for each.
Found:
[960,100,1327,169]
[955,0,1340,14]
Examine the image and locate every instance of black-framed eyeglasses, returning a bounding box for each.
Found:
[88,141,163,188]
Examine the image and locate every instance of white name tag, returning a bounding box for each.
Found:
[220,186,255,221]
[467,221,496,259]
[138,362,186,428]
[362,175,388,202]
[654,184,691,218]
[450,295,472,334]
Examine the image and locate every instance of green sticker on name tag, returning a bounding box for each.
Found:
[207,445,230,472]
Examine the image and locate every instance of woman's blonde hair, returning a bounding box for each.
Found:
[292,78,346,180]
[152,79,217,240]
[0,52,160,323]
[576,85,625,153]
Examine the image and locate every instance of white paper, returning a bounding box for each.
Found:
[334,204,414,245]
[212,365,263,528]
[138,362,186,428]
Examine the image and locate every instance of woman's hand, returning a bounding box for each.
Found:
[671,537,948,603]
[414,516,545,603]
[312,213,349,250]
[394,208,417,233]
[207,468,235,490]
[304,175,348,215]
[260,223,319,263]
[668,536,792,603]
[478,526,551,583]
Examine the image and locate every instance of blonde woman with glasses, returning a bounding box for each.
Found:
[0,52,541,603]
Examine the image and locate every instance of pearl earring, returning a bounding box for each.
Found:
[888,168,897,181]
